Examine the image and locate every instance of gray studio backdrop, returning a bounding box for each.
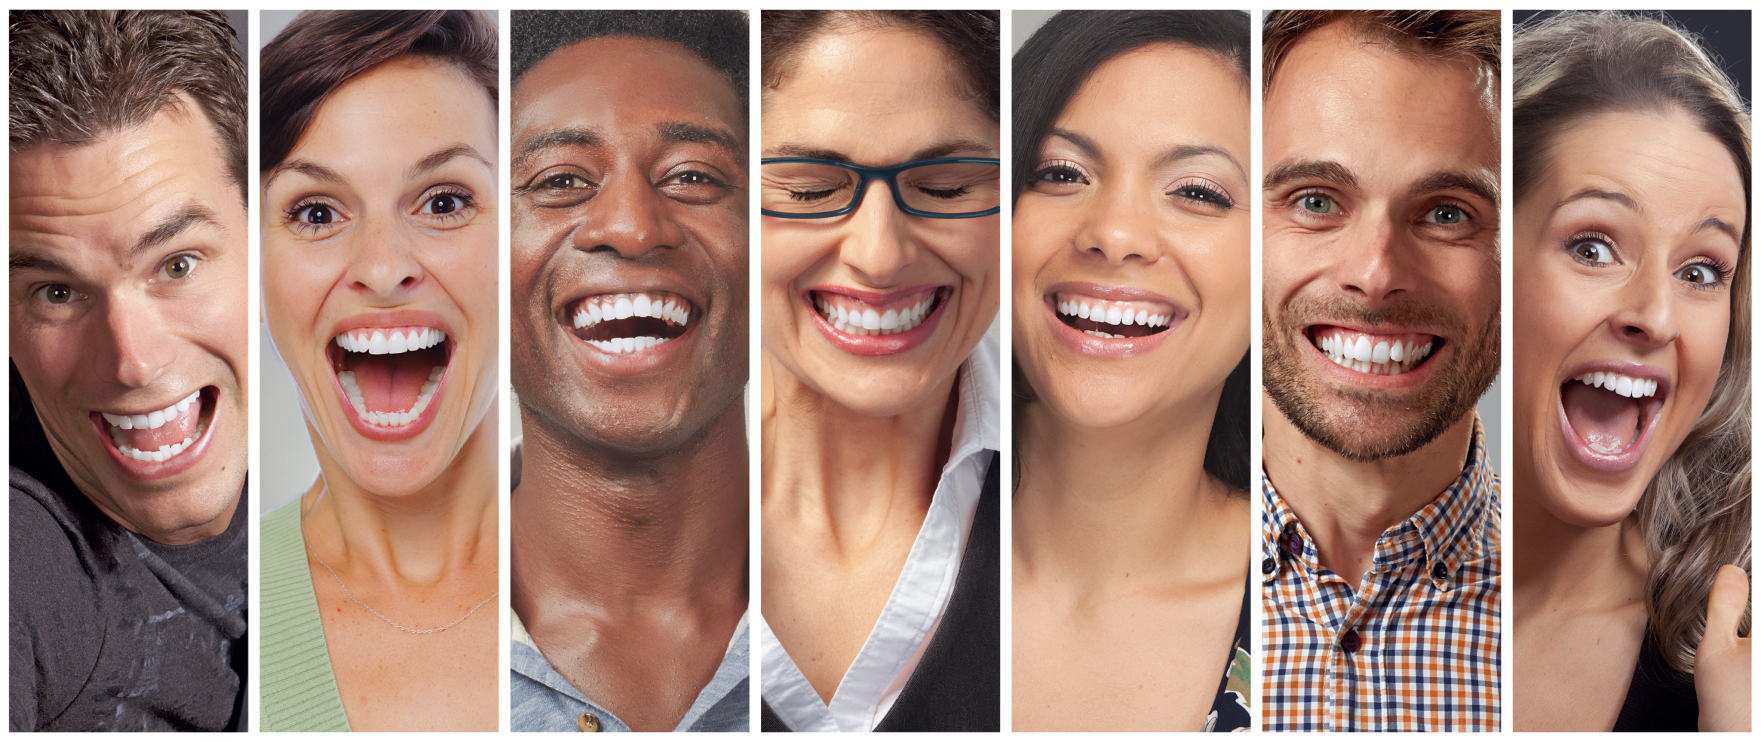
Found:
[258,11,500,513]
[1010,10,1502,468]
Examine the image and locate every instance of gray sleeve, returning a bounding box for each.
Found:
[10,486,103,731]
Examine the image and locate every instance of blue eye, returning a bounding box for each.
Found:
[1424,204,1467,225]
[1298,193,1335,214]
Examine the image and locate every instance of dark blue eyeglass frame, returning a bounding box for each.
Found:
[760,157,1002,219]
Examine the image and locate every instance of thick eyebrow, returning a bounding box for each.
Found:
[1409,170,1500,210]
[762,138,996,163]
[512,127,603,172]
[134,203,219,255]
[1264,159,1360,193]
[656,122,743,159]
[407,143,493,180]
[263,159,346,192]
[9,251,72,276]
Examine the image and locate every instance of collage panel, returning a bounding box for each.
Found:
[1258,10,1504,733]
[503,9,751,734]
[756,9,1002,733]
[9,10,251,732]
[257,10,500,732]
[1009,9,1253,734]
[1510,8,1752,733]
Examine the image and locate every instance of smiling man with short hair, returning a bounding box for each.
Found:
[1259,9,1503,732]
[9,10,249,732]
[507,10,751,733]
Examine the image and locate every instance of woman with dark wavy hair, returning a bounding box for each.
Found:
[1009,10,1252,732]
[258,10,500,731]
[1511,10,1751,732]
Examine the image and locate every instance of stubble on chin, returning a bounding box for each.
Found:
[1263,292,1500,463]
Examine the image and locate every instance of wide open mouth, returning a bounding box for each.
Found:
[332,326,450,427]
[811,286,948,336]
[1561,370,1667,455]
[1052,292,1177,339]
[1309,325,1439,376]
[567,291,693,355]
[99,387,215,463]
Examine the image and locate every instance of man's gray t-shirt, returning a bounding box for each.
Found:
[9,414,247,731]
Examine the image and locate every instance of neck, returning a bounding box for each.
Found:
[1014,388,1232,584]
[302,399,499,587]
[760,351,958,540]
[1511,461,1647,614]
[1262,395,1475,581]
[511,400,749,614]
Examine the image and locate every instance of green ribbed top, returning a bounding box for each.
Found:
[260,501,351,732]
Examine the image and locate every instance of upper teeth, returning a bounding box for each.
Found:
[574,293,691,330]
[1056,298,1173,328]
[335,327,447,355]
[1577,371,1658,398]
[102,391,200,431]
[1317,331,1434,376]
[816,293,936,336]
[337,366,445,427]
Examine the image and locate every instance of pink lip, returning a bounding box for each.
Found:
[90,387,219,480]
[1556,360,1670,473]
[328,310,455,442]
[1041,282,1184,359]
[1302,324,1441,389]
[804,285,950,356]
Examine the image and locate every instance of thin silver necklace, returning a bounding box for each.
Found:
[301,483,497,635]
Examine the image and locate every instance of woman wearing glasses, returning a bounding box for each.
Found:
[757,10,1001,733]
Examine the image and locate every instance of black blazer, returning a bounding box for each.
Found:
[763,452,1000,732]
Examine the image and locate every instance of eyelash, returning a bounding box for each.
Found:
[1030,159,1089,186]
[419,186,476,223]
[1168,177,1234,211]
[1682,258,1735,291]
[283,198,341,236]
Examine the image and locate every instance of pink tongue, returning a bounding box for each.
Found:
[1562,382,1639,453]
[123,394,203,450]
[349,354,424,413]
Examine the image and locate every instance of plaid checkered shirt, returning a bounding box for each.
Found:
[1260,415,1501,731]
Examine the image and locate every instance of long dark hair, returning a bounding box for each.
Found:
[1011,11,1251,492]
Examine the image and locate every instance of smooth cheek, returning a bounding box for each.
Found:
[759,227,815,349]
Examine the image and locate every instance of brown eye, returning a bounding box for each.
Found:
[158,255,198,281]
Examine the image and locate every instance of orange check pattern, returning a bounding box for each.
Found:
[1261,416,1501,731]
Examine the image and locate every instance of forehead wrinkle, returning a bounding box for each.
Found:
[133,202,219,256]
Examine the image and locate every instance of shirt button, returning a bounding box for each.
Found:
[579,712,600,732]
[1340,628,1361,653]
[1262,557,1277,575]
[1432,561,1448,581]
[1281,525,1302,557]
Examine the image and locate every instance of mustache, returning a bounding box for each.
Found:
[1277,292,1464,336]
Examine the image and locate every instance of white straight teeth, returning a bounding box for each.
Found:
[1055,296,1174,329]
[337,366,445,427]
[1317,331,1435,376]
[335,327,447,355]
[111,422,205,463]
[588,336,672,354]
[817,293,936,337]
[1576,371,1659,399]
[102,391,200,431]
[573,292,691,330]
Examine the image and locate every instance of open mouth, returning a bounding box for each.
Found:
[1561,370,1666,457]
[332,326,449,428]
[812,287,946,337]
[1310,326,1439,376]
[1053,292,1176,339]
[568,291,692,355]
[99,388,214,463]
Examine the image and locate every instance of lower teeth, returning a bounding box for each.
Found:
[338,366,444,427]
[589,336,670,354]
[112,422,205,463]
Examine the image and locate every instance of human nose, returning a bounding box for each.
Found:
[94,292,175,389]
[572,175,686,259]
[1609,266,1680,348]
[345,217,425,298]
[839,179,917,285]
[1331,216,1415,305]
[1075,185,1165,264]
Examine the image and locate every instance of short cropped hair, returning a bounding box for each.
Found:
[10,10,247,202]
[261,10,498,172]
[1264,10,1500,103]
[762,10,999,122]
[511,10,748,114]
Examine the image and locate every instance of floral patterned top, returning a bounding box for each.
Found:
[1204,575,1253,732]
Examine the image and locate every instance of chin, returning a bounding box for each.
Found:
[1537,470,1647,528]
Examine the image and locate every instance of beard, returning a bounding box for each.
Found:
[1264,290,1499,462]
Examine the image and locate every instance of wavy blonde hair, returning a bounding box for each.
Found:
[1516,10,1752,673]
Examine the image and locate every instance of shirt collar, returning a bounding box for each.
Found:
[1261,414,1494,588]
[948,331,1001,467]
